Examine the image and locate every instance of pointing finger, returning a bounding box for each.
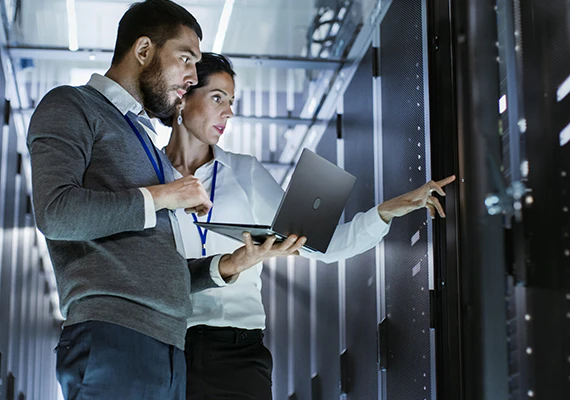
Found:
[435,175,456,189]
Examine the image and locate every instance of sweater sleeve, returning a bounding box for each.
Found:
[187,255,223,292]
[27,86,147,241]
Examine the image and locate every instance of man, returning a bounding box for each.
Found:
[27,1,303,399]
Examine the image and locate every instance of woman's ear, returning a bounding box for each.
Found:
[133,36,155,66]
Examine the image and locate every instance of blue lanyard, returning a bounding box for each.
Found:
[192,161,219,256]
[123,114,166,184]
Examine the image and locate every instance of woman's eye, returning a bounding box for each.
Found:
[213,96,221,103]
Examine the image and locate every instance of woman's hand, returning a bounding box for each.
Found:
[218,233,306,280]
[377,175,456,223]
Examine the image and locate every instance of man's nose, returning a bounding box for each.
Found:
[186,65,198,87]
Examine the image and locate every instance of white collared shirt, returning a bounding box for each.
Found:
[176,146,391,329]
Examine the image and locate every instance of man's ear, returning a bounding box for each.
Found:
[133,36,155,66]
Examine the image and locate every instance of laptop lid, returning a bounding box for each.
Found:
[269,148,356,253]
[195,149,356,253]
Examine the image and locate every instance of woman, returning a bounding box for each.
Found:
[164,53,454,399]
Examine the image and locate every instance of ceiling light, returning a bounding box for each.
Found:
[212,0,235,53]
[66,0,79,51]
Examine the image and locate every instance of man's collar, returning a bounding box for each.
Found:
[87,73,145,116]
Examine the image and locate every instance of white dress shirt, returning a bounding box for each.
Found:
[175,145,391,330]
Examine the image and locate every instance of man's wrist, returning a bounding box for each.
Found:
[145,185,166,211]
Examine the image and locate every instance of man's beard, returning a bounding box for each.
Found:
[139,55,180,119]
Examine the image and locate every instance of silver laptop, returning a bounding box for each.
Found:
[195,148,356,253]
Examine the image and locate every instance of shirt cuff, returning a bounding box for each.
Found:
[364,206,391,238]
[138,188,157,229]
[209,254,239,286]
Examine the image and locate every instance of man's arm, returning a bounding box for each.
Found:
[187,256,219,293]
[28,86,212,241]
[28,86,148,241]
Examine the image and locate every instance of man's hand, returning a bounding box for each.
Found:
[218,233,306,280]
[146,175,213,216]
[377,175,456,223]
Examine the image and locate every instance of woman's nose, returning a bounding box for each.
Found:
[223,106,234,119]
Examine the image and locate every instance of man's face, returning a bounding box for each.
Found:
[139,25,201,119]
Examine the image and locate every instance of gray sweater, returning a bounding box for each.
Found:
[27,84,217,350]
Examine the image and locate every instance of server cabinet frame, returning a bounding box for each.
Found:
[428,0,510,399]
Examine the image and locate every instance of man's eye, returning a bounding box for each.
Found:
[182,57,189,63]
[213,96,221,103]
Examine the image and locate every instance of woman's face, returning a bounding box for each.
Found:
[180,71,235,146]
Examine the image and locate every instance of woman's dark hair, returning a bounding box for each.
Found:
[112,0,203,65]
[160,52,236,127]
[187,52,236,92]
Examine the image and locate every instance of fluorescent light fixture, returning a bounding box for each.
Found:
[308,98,318,114]
[212,0,235,53]
[557,74,570,102]
[66,0,79,51]
[306,128,318,145]
[560,122,570,147]
[499,94,507,114]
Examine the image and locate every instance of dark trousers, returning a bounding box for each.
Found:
[56,320,186,400]
[185,326,273,400]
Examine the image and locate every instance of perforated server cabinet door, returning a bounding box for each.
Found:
[342,45,381,400]
[380,0,435,398]
[313,121,341,400]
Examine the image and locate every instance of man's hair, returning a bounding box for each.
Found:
[112,0,203,65]
[161,53,236,127]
